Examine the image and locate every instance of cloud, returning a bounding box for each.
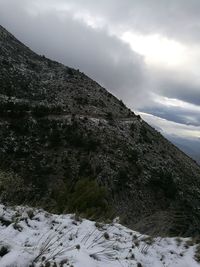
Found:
[60,0,200,44]
[159,80,200,106]
[140,105,200,127]
[140,112,200,140]
[0,0,149,108]
[0,0,200,144]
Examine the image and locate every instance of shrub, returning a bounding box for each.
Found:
[0,171,28,203]
[79,159,92,177]
[195,244,200,262]
[85,137,100,151]
[67,68,74,76]
[130,123,136,132]
[127,149,138,162]
[68,178,111,219]
[32,105,50,117]
[116,168,129,188]
[105,112,114,121]
[148,169,177,199]
[54,178,112,219]
[49,129,62,147]
[140,125,152,144]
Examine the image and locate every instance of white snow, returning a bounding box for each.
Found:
[0,204,199,267]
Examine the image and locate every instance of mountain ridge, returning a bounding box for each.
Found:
[0,25,200,236]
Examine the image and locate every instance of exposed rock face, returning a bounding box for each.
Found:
[0,25,200,236]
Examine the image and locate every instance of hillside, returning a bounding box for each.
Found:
[1,25,200,236]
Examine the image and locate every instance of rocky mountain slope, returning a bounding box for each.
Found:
[0,25,200,236]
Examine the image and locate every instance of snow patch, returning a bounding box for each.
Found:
[0,205,199,267]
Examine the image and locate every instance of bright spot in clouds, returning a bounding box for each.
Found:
[121,32,187,68]
[140,112,200,139]
[153,95,200,112]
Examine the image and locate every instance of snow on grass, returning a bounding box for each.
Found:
[0,204,199,267]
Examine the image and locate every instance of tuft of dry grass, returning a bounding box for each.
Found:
[195,244,200,262]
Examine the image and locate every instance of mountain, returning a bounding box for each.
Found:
[1,25,200,236]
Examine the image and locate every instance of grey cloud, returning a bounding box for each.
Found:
[140,105,200,127]
[159,80,200,106]
[0,0,150,108]
[0,0,200,144]
[4,0,200,45]
[59,0,200,43]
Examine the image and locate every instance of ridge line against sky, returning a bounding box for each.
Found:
[0,0,200,142]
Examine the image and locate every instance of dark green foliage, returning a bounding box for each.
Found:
[0,99,29,118]
[127,149,138,162]
[148,170,177,199]
[64,123,84,147]
[0,171,30,203]
[9,117,31,135]
[85,136,100,151]
[32,104,63,117]
[49,129,62,147]
[130,123,136,132]
[64,123,100,151]
[79,159,93,177]
[74,96,88,105]
[54,178,112,219]
[32,105,50,117]
[29,60,42,71]
[117,167,129,188]
[67,68,74,76]
[69,179,111,218]
[140,125,152,144]
[105,112,113,121]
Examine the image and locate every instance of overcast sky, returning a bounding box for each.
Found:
[0,0,200,143]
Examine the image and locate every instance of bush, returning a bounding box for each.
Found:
[127,149,138,162]
[54,178,112,219]
[105,112,113,121]
[79,159,92,177]
[140,125,152,144]
[67,68,74,75]
[0,171,29,203]
[68,179,111,219]
[148,170,177,199]
[116,167,129,188]
[195,244,200,262]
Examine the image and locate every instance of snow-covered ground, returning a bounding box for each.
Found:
[0,204,199,267]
